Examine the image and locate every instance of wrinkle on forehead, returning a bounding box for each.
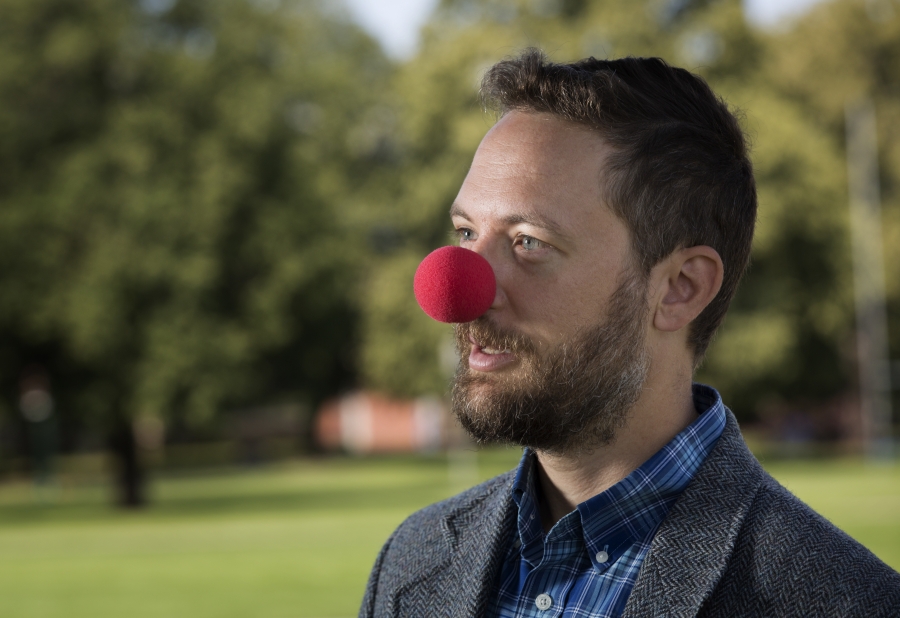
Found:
[478,111,611,180]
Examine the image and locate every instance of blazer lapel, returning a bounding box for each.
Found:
[446,477,518,617]
[391,473,516,617]
[622,411,767,618]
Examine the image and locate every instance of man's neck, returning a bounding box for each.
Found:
[533,365,697,532]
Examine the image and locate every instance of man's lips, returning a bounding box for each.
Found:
[468,334,518,372]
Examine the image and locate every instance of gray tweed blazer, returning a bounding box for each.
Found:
[359,411,900,617]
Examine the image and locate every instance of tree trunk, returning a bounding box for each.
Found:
[109,421,145,508]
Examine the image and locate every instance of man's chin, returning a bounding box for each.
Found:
[455,371,536,410]
[452,373,503,408]
[450,401,521,447]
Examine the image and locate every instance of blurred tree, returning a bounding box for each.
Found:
[697,87,853,415]
[699,0,900,419]
[1,0,895,501]
[0,0,391,505]
[763,0,900,410]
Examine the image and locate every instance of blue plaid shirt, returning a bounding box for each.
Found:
[488,383,726,618]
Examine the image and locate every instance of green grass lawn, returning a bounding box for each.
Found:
[0,449,897,618]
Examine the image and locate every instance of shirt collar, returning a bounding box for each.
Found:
[510,445,545,565]
[509,383,726,570]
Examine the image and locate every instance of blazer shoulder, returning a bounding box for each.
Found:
[391,470,515,549]
[370,470,515,577]
[359,470,516,617]
[705,471,900,617]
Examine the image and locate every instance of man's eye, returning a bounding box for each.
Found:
[518,235,544,251]
[456,228,475,243]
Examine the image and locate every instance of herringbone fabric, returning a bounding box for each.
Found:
[359,410,900,617]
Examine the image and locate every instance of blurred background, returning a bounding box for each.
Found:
[0,0,898,616]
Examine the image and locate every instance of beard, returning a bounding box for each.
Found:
[450,270,651,456]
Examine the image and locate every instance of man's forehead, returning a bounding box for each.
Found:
[454,112,614,238]
[470,113,611,194]
[481,111,608,158]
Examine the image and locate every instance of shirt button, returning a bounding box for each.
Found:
[535,593,553,611]
[596,550,609,563]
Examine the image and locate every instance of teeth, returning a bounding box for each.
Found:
[482,347,510,355]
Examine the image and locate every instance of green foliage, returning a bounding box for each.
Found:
[702,0,900,414]
[765,0,900,380]
[359,251,454,396]
[2,0,897,438]
[698,85,854,408]
[0,0,391,431]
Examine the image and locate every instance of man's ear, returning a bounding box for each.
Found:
[652,246,724,333]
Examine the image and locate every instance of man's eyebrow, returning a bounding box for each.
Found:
[449,203,469,220]
[450,203,570,241]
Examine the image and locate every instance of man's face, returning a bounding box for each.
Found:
[449,111,651,455]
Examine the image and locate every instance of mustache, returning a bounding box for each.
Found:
[454,317,537,357]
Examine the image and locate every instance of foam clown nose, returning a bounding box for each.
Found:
[413,246,496,323]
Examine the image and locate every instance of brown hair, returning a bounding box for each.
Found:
[481,49,757,363]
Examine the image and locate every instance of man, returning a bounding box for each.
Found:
[359,50,900,617]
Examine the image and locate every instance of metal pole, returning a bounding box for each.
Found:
[845,97,893,459]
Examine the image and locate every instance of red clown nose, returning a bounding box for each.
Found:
[414,246,496,323]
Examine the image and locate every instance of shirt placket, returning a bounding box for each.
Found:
[515,516,583,618]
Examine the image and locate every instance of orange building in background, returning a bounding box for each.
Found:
[315,392,447,454]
